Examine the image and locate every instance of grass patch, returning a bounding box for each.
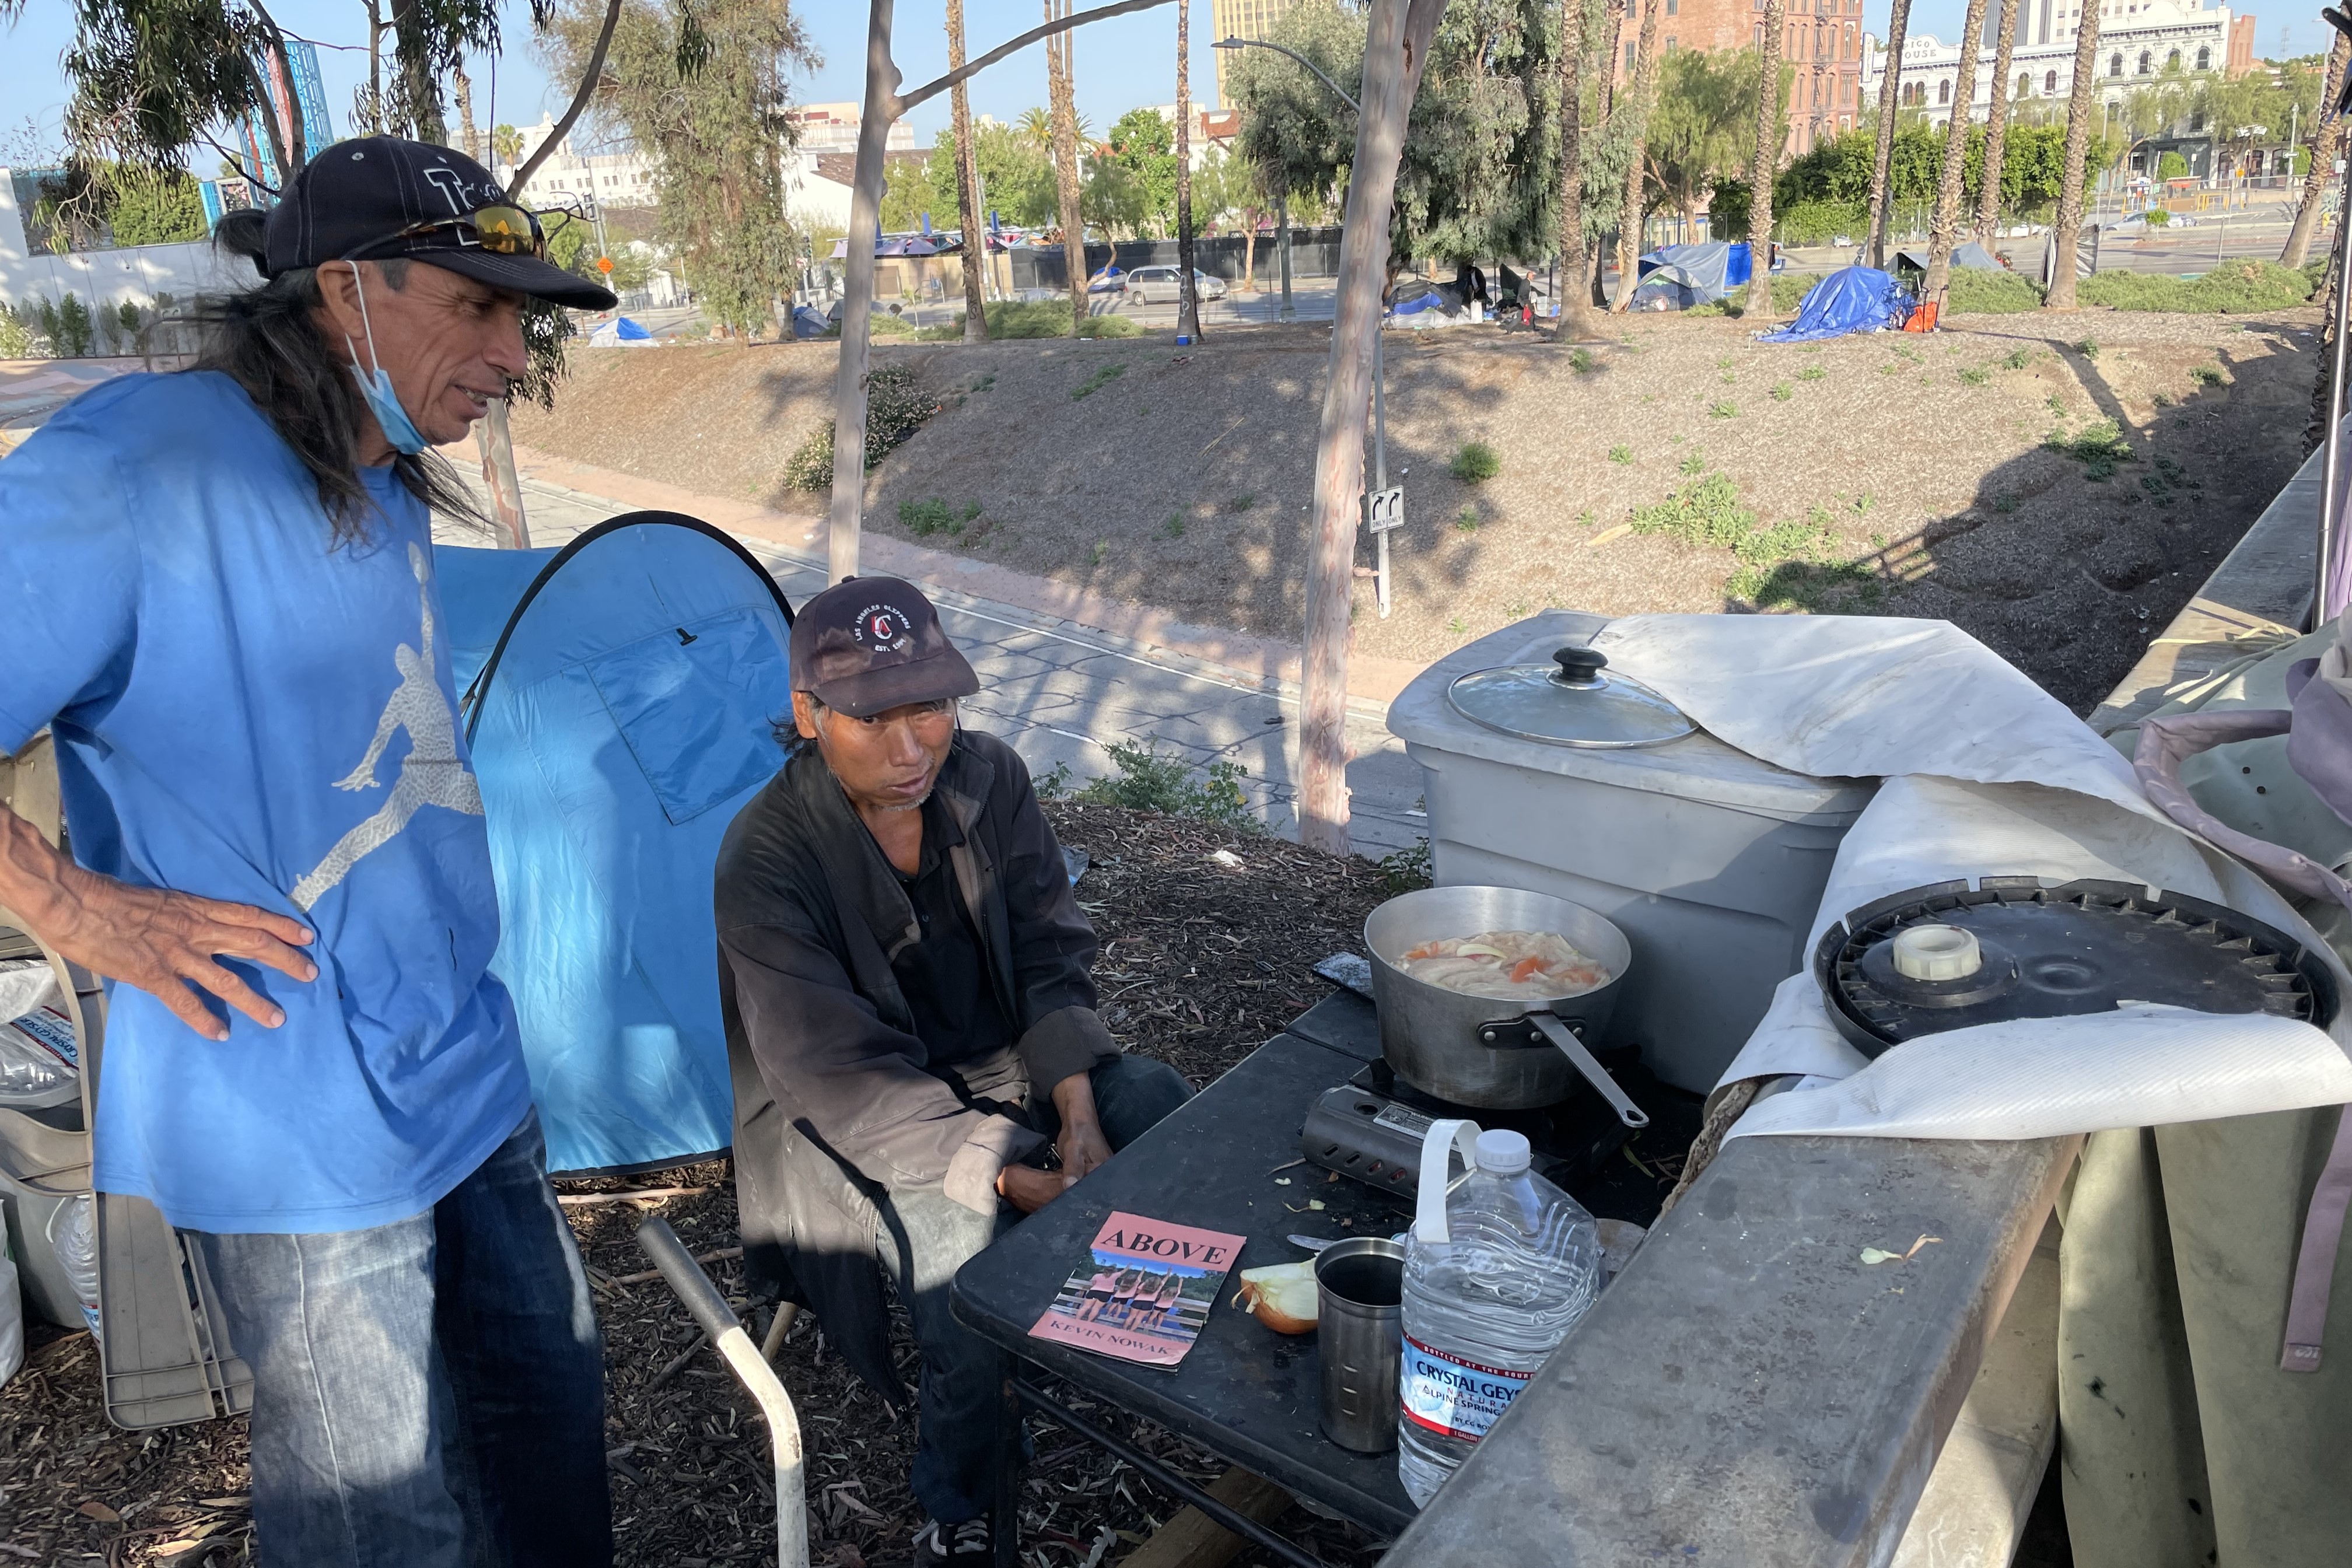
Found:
[1609,444,1633,464]
[1163,513,1186,538]
[1570,348,1597,374]
[1090,538,1109,565]
[2189,362,2228,388]
[2000,346,2032,370]
[1943,268,2046,314]
[1709,400,1739,419]
[2043,418,2137,480]
[898,497,984,537]
[1959,366,1990,387]
[1633,474,1877,611]
[1678,450,1708,476]
[1220,494,1256,513]
[781,363,939,492]
[1450,441,1503,482]
[2072,340,2098,361]
[1454,505,1480,531]
[1067,740,1257,833]
[2076,260,2314,314]
[1071,361,1129,401]
[1770,382,1793,401]
[1797,365,1826,383]
[916,300,1140,340]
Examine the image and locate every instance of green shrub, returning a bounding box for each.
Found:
[1631,473,1757,550]
[1773,199,1870,247]
[2142,206,2173,228]
[898,498,975,537]
[2157,151,2189,180]
[781,363,940,491]
[2077,260,2312,314]
[1570,348,1597,374]
[2043,418,2136,480]
[1709,400,1739,419]
[870,311,915,336]
[2189,362,2227,387]
[1797,364,1826,382]
[1450,441,1502,482]
[1959,366,1990,386]
[916,300,1141,340]
[0,301,42,359]
[1073,740,1258,832]
[1943,268,2046,314]
[1608,444,1633,464]
[1769,382,1793,401]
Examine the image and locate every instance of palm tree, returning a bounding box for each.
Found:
[2283,35,2348,269]
[1174,0,1201,340]
[1017,106,1055,150]
[2042,0,2102,309]
[1552,0,1602,340]
[1975,0,2022,245]
[1743,0,1787,321]
[1609,0,1665,312]
[1864,0,1914,267]
[1920,0,1991,304]
[948,0,990,341]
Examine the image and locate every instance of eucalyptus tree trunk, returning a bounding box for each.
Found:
[2042,0,2102,310]
[949,0,991,340]
[1590,0,1627,305]
[2283,35,2350,270]
[1048,0,1088,335]
[1864,0,1913,268]
[1920,0,1990,303]
[827,0,902,583]
[1175,0,1202,340]
[1552,0,1602,341]
[1744,0,1786,321]
[1975,0,2021,245]
[1608,0,1664,312]
[389,0,447,144]
[1300,0,1448,853]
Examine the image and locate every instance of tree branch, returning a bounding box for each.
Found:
[247,0,309,170]
[894,0,1176,116]
[515,0,624,191]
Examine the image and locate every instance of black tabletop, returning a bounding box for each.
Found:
[950,1029,1420,1538]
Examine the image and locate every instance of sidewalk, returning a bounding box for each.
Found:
[442,440,1433,856]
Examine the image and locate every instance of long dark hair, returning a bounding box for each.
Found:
[188,209,490,546]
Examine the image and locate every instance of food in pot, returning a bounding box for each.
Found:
[1396,929,1611,1000]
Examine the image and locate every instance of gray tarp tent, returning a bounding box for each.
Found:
[1893,241,2003,272]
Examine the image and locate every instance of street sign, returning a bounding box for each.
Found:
[597,255,615,274]
[1364,487,1405,534]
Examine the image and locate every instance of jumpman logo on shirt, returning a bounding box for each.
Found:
[290,544,484,912]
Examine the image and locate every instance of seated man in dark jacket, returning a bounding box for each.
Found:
[716,578,1192,1565]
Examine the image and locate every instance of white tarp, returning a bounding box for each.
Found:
[1586,614,2352,1140]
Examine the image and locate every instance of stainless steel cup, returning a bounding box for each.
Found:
[1315,1237,1406,1453]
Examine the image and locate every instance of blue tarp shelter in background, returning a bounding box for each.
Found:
[1758,265,1912,343]
[1620,242,1758,310]
[437,515,796,1174]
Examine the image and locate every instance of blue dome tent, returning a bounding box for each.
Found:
[437,513,796,1175]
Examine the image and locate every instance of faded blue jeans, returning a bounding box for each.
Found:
[878,1054,1195,1525]
[188,1110,611,1568]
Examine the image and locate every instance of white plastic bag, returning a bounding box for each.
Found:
[0,1246,22,1386]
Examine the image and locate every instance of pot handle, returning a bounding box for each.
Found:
[1413,1119,1482,1245]
[1527,1012,1650,1129]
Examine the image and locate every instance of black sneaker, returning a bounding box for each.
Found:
[912,1516,992,1563]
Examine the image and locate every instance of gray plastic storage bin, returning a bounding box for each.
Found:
[1387,611,1877,1094]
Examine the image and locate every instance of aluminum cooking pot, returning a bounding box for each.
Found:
[1364,884,1647,1125]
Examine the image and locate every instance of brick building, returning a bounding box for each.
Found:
[1612,0,1867,155]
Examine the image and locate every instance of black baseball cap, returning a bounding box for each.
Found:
[263,136,618,311]
[790,578,981,719]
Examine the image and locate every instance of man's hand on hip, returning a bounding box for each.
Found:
[1051,1069,1113,1185]
[0,802,316,1042]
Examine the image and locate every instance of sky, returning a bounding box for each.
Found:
[0,0,2334,172]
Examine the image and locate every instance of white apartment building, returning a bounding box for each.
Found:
[1863,0,2256,133]
[499,116,659,208]
[785,102,918,157]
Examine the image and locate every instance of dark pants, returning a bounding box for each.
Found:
[189,1111,612,1568]
[875,1054,1193,1524]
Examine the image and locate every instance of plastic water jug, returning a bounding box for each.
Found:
[1397,1119,1601,1506]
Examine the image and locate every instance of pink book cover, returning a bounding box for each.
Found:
[1028,1211,1248,1368]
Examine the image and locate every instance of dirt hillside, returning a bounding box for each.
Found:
[512,306,2319,713]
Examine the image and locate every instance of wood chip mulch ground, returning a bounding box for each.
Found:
[6,802,1681,1568]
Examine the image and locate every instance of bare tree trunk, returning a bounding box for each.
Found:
[1175,0,1202,340]
[1608,0,1664,312]
[1243,209,1258,291]
[1588,0,1628,307]
[1300,0,1447,854]
[474,399,530,547]
[2284,36,2350,269]
[453,60,482,163]
[1048,0,1088,335]
[827,0,903,583]
[949,0,991,340]
[1744,0,1786,320]
[1864,0,1913,268]
[247,0,308,172]
[1921,0,1989,303]
[361,0,387,135]
[2042,0,2101,310]
[1553,0,1603,341]
[1975,0,2020,244]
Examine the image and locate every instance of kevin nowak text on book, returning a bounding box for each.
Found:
[1030,1211,1248,1368]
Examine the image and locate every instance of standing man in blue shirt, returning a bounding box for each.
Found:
[0,139,618,1567]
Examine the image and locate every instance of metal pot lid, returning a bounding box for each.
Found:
[1446,646,1695,749]
[1812,877,2339,1058]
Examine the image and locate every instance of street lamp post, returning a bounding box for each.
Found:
[1212,34,1397,618]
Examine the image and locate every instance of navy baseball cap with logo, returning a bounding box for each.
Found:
[262,136,618,311]
[790,578,981,719]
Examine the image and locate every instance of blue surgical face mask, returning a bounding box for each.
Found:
[341,262,428,456]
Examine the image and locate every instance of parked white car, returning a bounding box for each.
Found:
[1123,266,1228,304]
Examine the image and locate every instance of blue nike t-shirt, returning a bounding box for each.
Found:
[0,371,532,1234]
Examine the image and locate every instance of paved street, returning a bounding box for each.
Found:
[435,471,1431,858]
